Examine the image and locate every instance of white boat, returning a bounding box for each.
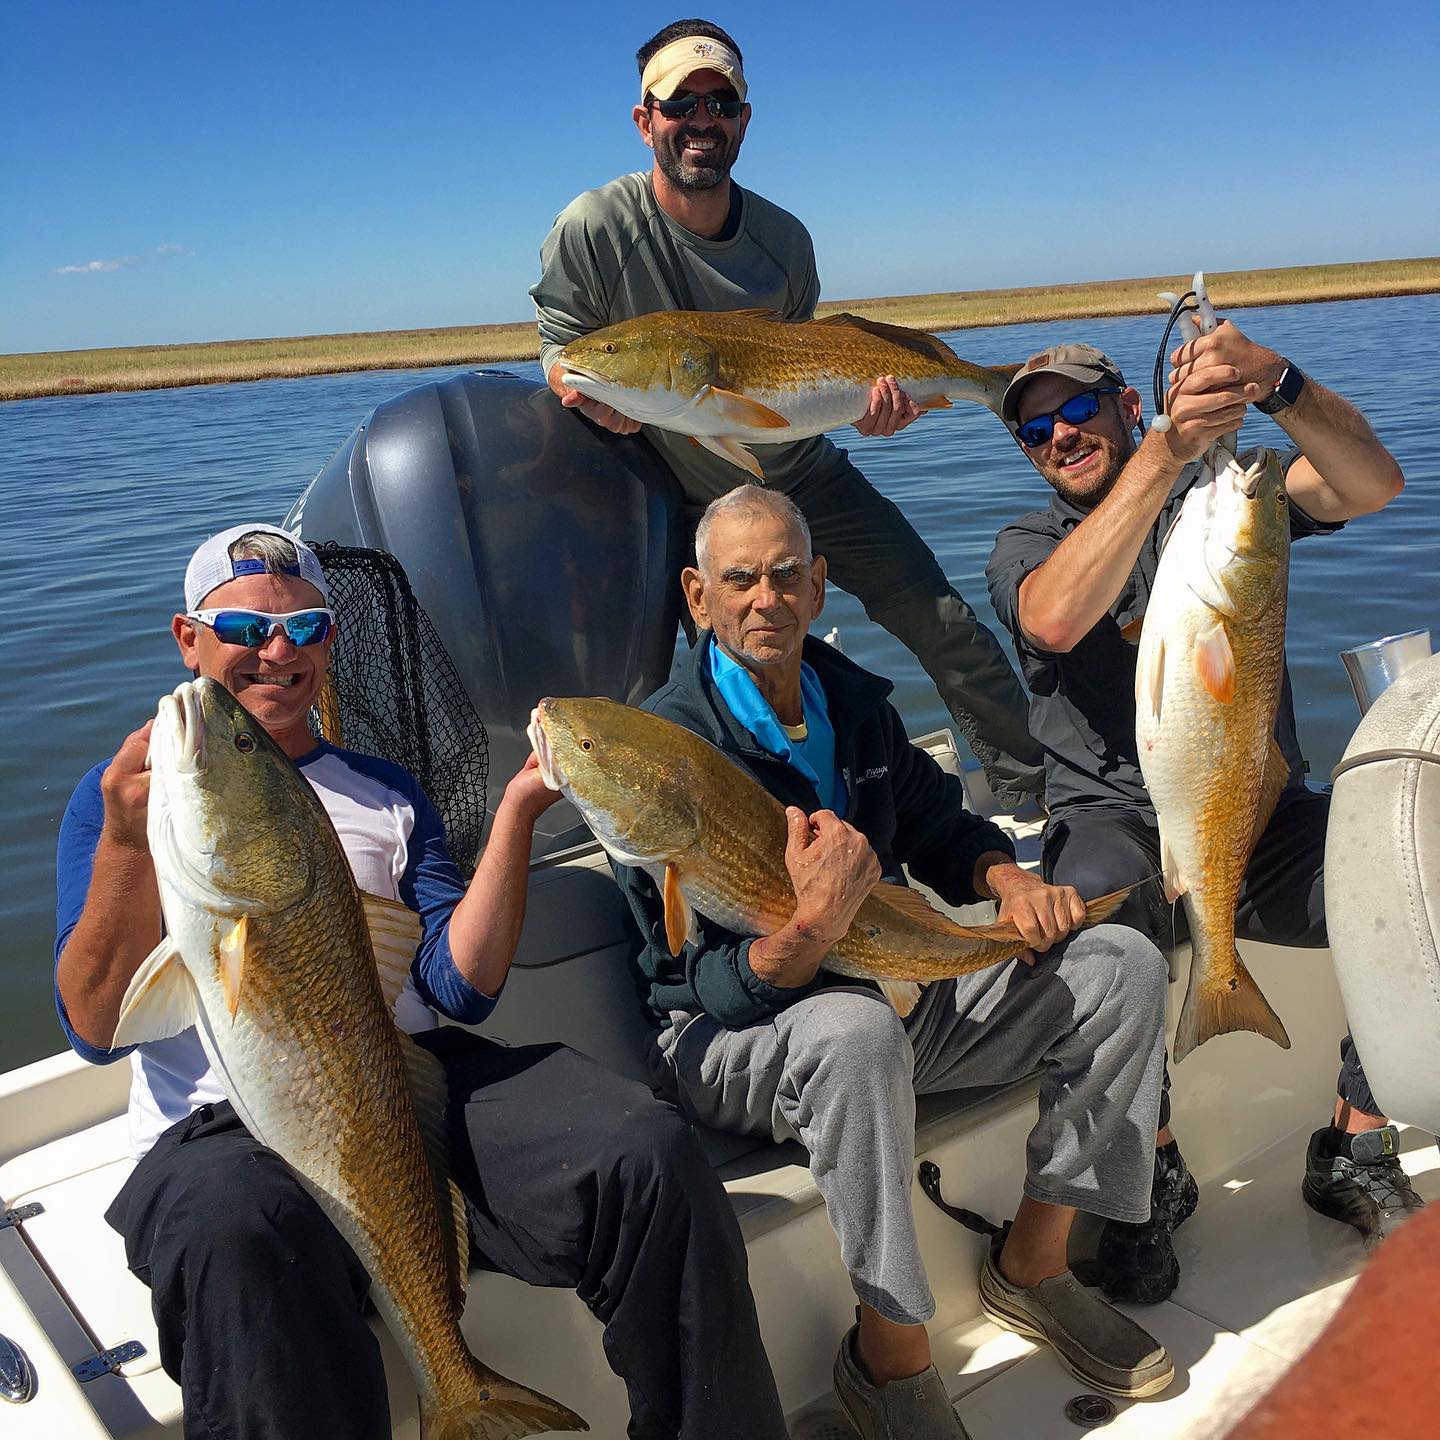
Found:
[3,371,1435,1438]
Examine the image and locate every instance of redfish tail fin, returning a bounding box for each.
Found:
[421,1371,588,1439]
[1173,948,1290,1063]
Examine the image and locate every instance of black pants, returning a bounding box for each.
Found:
[106,1030,786,1440]
[1041,789,1380,1123]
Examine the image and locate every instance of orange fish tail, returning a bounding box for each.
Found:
[421,1369,588,1439]
[1174,945,1290,1063]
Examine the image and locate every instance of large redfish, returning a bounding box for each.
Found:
[116,678,586,1438]
[558,308,1019,478]
[1135,449,1294,1061]
[530,696,1123,1009]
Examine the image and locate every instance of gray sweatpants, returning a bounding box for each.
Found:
[655,924,1168,1325]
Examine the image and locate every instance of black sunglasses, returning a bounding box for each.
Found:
[648,91,745,120]
[1015,387,1122,448]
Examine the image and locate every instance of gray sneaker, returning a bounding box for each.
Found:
[832,1324,970,1439]
[979,1243,1174,1398]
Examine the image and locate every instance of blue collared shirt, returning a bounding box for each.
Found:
[708,642,846,813]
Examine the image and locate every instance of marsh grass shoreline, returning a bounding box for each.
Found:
[6,257,1436,402]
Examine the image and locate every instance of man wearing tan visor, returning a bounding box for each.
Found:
[531,18,1046,814]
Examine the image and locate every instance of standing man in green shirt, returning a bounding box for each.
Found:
[531,18,1045,810]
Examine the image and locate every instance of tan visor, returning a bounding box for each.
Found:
[641,35,747,102]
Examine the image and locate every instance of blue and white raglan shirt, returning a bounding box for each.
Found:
[54,741,495,1158]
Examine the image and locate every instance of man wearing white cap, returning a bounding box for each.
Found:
[54,523,787,1439]
[531,18,1046,812]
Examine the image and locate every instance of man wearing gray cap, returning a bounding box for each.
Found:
[531,17,1045,811]
[54,523,786,1439]
[985,318,1420,1306]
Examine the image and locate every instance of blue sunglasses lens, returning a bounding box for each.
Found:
[284,610,333,646]
[210,610,332,647]
[1017,390,1106,448]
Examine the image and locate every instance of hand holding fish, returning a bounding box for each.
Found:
[99,719,154,849]
[748,807,883,987]
[1159,327,1262,464]
[978,857,1087,965]
[785,807,883,944]
[853,375,923,437]
[557,386,643,435]
[500,752,566,824]
[1167,319,1285,415]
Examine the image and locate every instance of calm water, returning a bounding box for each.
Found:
[3,296,1437,1071]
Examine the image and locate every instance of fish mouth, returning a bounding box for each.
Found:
[150,681,206,776]
[559,364,606,390]
[527,704,565,792]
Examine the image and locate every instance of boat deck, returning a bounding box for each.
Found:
[790,1123,1439,1440]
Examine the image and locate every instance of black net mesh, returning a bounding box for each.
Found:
[306,543,489,879]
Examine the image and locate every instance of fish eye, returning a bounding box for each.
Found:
[580,737,595,752]
[234,732,256,753]
[603,343,616,354]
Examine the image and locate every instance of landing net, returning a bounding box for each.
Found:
[307,543,489,879]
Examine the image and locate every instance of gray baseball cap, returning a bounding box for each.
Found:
[1000,343,1129,427]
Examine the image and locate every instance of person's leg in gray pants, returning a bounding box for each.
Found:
[658,923,1167,1325]
[782,455,1045,809]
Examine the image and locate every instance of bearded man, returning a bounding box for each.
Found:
[530,17,1045,811]
[985,322,1420,1307]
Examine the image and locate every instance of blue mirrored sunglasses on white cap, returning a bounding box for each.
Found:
[186,607,335,648]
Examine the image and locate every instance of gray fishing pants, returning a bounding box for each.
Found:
[680,450,1046,808]
[654,923,1168,1326]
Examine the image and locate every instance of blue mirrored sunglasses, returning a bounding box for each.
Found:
[1016,387,1122,449]
[187,607,335,648]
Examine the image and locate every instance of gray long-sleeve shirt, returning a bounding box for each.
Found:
[531,171,851,503]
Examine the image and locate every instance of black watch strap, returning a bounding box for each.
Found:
[1255,361,1305,414]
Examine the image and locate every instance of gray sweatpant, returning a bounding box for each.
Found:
[655,924,1168,1325]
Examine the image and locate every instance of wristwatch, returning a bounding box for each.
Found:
[1255,361,1305,415]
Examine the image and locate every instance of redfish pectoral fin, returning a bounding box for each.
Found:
[1195,619,1237,703]
[662,863,696,958]
[915,394,951,411]
[112,937,198,1047]
[705,386,790,429]
[1174,948,1290,1062]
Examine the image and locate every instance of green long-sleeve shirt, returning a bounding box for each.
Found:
[531,171,850,502]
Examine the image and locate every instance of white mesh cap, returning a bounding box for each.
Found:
[183,523,329,611]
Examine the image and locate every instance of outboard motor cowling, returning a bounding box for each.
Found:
[1325,649,1440,1130]
[285,370,685,844]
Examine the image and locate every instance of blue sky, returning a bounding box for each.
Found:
[4,1,1437,354]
